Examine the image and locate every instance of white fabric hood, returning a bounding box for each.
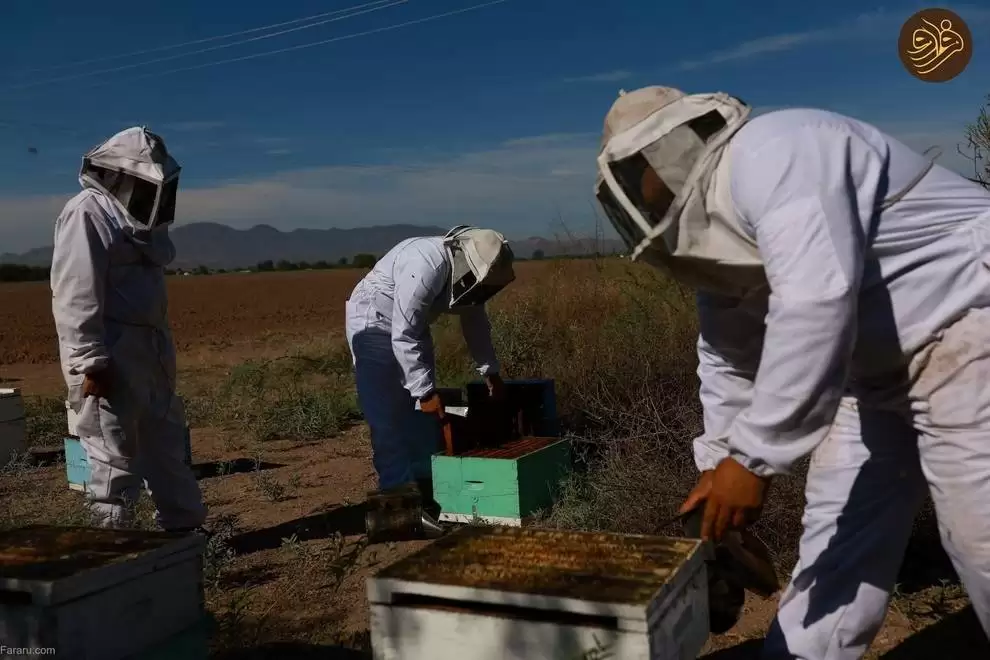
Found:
[442,225,515,306]
[595,86,766,295]
[79,126,181,234]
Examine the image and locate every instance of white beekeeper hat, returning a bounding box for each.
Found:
[442,225,516,306]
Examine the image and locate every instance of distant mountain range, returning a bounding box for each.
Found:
[1,222,623,270]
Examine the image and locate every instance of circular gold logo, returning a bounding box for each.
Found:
[898,8,972,82]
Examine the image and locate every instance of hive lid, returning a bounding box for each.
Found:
[0,525,205,605]
[456,436,563,459]
[373,525,703,609]
[0,388,20,397]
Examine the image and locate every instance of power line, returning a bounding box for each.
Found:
[14,0,406,75]
[19,0,510,94]
[5,0,406,91]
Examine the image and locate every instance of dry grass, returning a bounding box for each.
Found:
[0,256,975,656]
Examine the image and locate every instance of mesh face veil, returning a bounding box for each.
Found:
[443,225,516,307]
[79,126,181,232]
[594,87,753,274]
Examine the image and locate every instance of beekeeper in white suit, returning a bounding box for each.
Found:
[51,126,207,533]
[595,86,990,658]
[345,226,514,532]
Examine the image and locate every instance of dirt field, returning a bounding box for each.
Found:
[1,260,986,658]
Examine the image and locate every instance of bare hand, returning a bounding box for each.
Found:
[419,392,445,420]
[82,369,113,398]
[485,373,505,401]
[678,470,715,515]
[701,458,770,542]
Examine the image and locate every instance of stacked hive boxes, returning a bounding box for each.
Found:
[431,379,571,526]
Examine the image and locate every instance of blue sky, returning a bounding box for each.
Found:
[1,0,988,253]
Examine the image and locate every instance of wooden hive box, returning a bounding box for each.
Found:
[0,388,27,466]
[432,379,568,526]
[368,526,711,660]
[64,397,192,491]
[464,378,559,439]
[0,525,208,659]
[431,437,571,526]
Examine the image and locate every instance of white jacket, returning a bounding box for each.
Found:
[350,236,500,399]
[51,189,175,376]
[694,108,990,477]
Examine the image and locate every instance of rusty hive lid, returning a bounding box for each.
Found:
[458,436,562,459]
[375,525,701,605]
[0,525,202,584]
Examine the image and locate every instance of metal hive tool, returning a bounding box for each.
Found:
[376,525,700,605]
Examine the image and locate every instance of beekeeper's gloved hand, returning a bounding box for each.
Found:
[485,373,505,401]
[419,391,445,420]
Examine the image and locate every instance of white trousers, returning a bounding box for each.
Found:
[763,308,990,658]
[345,292,442,491]
[68,323,206,530]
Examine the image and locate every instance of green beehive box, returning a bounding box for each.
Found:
[431,437,572,526]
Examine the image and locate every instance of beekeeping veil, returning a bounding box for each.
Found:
[595,86,766,295]
[79,126,180,235]
[442,225,515,307]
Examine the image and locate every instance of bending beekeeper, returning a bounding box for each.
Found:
[595,86,990,659]
[345,226,514,531]
[51,126,207,533]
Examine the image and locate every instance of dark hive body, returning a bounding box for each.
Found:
[377,526,698,605]
[444,381,556,455]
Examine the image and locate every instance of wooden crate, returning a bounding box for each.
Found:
[0,388,27,466]
[368,526,710,660]
[431,437,571,526]
[0,525,207,659]
[64,428,192,492]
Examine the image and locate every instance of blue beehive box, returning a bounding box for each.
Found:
[64,427,192,492]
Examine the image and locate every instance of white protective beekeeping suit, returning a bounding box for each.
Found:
[345,227,515,491]
[51,126,206,531]
[596,86,990,658]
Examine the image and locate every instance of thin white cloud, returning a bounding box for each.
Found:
[874,119,982,177]
[253,136,292,146]
[0,133,602,254]
[672,6,990,71]
[164,120,227,132]
[563,70,634,84]
[2,119,983,256]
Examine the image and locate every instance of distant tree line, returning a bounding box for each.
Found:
[164,251,597,276]
[161,254,379,276]
[1,249,592,282]
[0,264,49,282]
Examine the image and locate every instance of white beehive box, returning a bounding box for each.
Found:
[0,387,27,466]
[368,526,710,660]
[0,525,207,659]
